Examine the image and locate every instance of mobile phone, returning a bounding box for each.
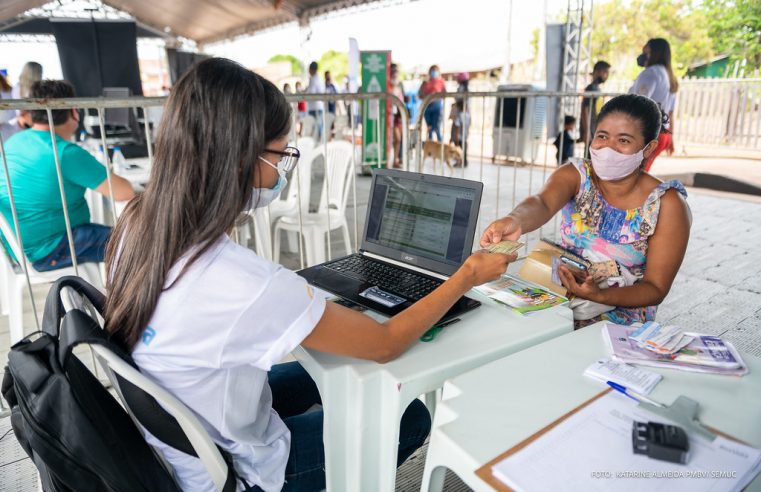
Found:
[560,255,589,281]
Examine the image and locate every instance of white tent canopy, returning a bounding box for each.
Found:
[0,0,384,44]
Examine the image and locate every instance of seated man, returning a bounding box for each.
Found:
[0,79,135,271]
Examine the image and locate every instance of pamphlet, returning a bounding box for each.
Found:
[603,323,748,376]
[583,357,662,395]
[475,274,567,315]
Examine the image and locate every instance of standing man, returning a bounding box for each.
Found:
[0,80,135,271]
[325,71,337,115]
[307,61,325,140]
[579,61,610,154]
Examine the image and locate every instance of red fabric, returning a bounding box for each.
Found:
[643,131,673,172]
[297,100,307,112]
[419,78,446,96]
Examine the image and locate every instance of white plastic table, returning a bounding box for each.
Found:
[420,321,761,491]
[86,157,150,225]
[293,293,574,491]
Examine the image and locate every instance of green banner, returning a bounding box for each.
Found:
[361,51,390,168]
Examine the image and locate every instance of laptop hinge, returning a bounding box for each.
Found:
[360,251,449,281]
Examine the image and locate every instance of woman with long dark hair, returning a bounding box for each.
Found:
[630,38,678,171]
[105,58,512,491]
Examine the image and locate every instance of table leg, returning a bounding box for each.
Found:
[320,370,404,492]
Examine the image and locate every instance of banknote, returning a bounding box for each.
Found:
[486,240,524,255]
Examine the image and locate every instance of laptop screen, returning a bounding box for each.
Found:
[362,170,483,276]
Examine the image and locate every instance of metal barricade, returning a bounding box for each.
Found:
[0,92,409,380]
[413,89,624,253]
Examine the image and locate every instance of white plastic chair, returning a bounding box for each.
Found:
[300,115,317,140]
[268,137,316,224]
[60,286,234,492]
[273,140,354,266]
[234,137,316,260]
[0,214,103,343]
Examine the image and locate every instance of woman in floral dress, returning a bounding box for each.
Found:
[481,94,691,327]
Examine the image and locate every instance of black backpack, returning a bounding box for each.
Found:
[1,277,248,492]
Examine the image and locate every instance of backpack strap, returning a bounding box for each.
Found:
[58,305,252,491]
[42,276,105,337]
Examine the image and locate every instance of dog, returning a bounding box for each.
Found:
[422,140,463,174]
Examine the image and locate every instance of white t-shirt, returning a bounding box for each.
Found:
[132,235,326,491]
[306,73,325,112]
[629,65,676,128]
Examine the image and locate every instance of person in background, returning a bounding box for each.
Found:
[579,60,610,155]
[630,38,678,171]
[104,58,514,491]
[15,61,43,98]
[389,63,406,169]
[482,95,690,328]
[418,64,445,141]
[554,115,576,165]
[0,80,135,271]
[0,72,17,141]
[450,72,471,166]
[13,61,43,129]
[324,71,337,115]
[306,61,325,140]
[295,81,307,120]
[282,83,292,94]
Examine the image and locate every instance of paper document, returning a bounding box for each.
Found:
[492,392,761,492]
[584,358,662,395]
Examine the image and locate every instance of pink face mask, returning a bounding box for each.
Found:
[589,145,646,181]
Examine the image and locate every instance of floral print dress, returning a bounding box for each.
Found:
[559,158,688,325]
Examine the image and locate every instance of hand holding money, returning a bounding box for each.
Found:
[485,240,524,255]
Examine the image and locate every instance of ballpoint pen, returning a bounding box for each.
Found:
[607,381,665,408]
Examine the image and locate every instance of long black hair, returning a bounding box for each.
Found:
[105,58,291,349]
[646,38,679,93]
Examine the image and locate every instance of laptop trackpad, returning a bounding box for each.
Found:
[309,267,365,297]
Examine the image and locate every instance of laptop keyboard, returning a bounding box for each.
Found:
[324,254,443,301]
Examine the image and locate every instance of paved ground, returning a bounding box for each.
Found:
[2,158,760,491]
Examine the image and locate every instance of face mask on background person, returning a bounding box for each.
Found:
[249,156,288,209]
[430,70,440,78]
[636,53,648,67]
[589,145,646,181]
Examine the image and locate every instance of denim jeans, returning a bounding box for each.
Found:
[32,223,111,272]
[424,103,443,142]
[269,361,431,492]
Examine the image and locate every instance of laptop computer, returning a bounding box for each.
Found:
[297,169,483,321]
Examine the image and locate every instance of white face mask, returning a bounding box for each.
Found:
[249,156,288,209]
[589,145,646,181]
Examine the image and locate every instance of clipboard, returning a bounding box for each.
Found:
[474,389,612,491]
[474,389,746,492]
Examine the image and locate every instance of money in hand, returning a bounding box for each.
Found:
[486,240,524,255]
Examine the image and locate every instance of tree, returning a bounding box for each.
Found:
[589,0,714,81]
[702,0,761,71]
[268,54,304,76]
[318,50,349,83]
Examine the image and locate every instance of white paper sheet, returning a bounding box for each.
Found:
[492,392,761,492]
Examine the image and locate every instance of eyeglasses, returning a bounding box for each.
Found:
[263,146,300,173]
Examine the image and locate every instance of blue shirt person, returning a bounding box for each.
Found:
[0,80,135,270]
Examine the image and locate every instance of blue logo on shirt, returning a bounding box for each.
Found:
[142,326,157,346]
